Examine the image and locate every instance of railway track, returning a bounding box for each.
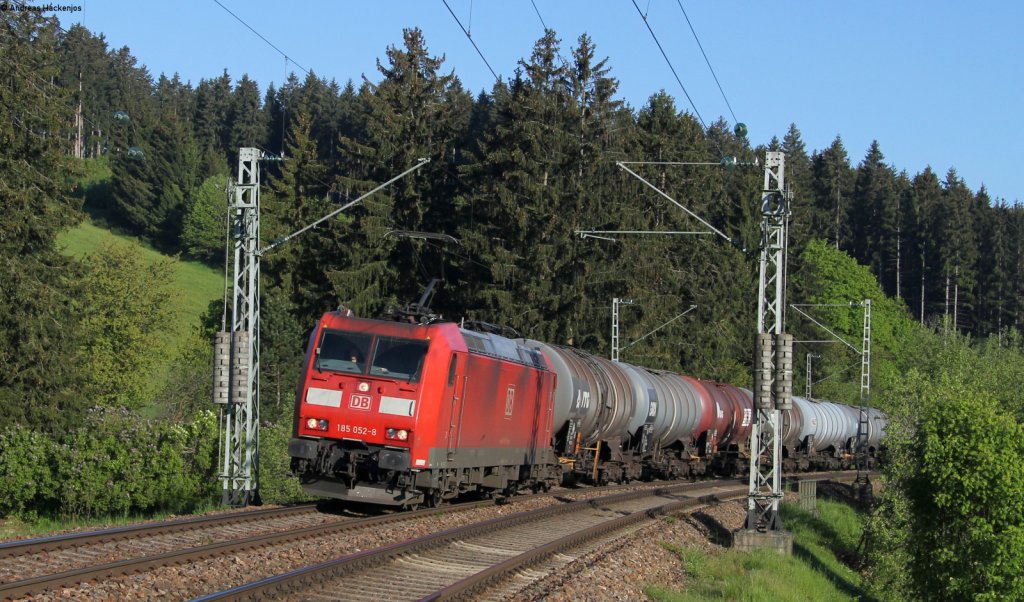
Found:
[0,480,684,600]
[0,499,488,600]
[194,472,858,601]
[195,473,860,597]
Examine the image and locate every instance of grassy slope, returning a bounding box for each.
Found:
[56,220,224,393]
[649,499,870,601]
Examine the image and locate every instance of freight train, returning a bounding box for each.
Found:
[288,310,886,507]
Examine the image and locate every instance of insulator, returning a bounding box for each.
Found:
[213,332,230,405]
[774,333,794,410]
[753,333,774,410]
[734,122,748,138]
[231,331,250,404]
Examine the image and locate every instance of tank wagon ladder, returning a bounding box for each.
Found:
[854,299,873,503]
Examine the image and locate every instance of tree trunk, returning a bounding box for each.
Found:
[895,225,901,299]
[920,253,926,325]
[944,272,950,332]
[953,266,959,332]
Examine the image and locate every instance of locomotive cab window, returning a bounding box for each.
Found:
[447,354,458,386]
[370,337,429,382]
[315,330,372,374]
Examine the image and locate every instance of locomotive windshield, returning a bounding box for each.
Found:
[315,330,373,374]
[370,337,429,382]
[314,330,428,382]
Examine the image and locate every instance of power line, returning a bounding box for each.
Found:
[211,0,310,76]
[526,0,570,70]
[441,0,500,84]
[530,0,549,31]
[675,0,738,124]
[629,0,706,130]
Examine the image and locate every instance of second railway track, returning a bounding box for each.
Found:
[0,473,864,600]
[0,480,693,600]
[197,472,859,601]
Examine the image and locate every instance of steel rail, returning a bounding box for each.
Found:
[192,479,743,601]
[0,503,319,559]
[0,499,493,600]
[196,471,866,601]
[421,491,745,601]
[424,470,867,601]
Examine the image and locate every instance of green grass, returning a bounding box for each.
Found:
[648,500,871,602]
[56,220,224,396]
[0,500,224,541]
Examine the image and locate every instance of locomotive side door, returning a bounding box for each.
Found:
[445,353,466,463]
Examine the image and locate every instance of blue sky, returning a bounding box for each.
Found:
[58,1,1022,203]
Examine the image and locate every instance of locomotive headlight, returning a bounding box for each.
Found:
[306,418,328,431]
[385,428,411,442]
[358,381,370,392]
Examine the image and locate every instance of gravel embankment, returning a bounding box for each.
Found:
[503,497,751,602]
[14,483,688,601]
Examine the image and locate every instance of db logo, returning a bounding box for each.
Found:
[349,394,372,410]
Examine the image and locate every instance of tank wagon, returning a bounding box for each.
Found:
[288,310,886,506]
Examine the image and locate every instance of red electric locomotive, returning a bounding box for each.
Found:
[288,310,559,507]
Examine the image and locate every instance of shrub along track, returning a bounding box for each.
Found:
[195,472,858,602]
[0,480,687,600]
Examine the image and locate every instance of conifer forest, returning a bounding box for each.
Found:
[3,11,1024,600]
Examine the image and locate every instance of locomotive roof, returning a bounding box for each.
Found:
[459,328,548,370]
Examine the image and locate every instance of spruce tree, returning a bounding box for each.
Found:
[458,30,576,342]
[974,191,1009,337]
[228,74,266,160]
[331,28,471,317]
[193,70,232,162]
[0,11,84,431]
[908,167,944,324]
[937,169,978,332]
[850,141,899,295]
[781,124,815,254]
[811,136,854,249]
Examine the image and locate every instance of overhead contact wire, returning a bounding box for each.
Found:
[629,0,706,130]
[441,0,500,84]
[676,0,738,124]
[211,0,310,76]
[530,0,548,30]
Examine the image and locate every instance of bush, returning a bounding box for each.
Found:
[257,421,313,505]
[50,408,219,519]
[0,425,56,518]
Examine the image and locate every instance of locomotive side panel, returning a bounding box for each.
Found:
[439,351,554,469]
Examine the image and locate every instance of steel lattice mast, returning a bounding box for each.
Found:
[745,151,793,532]
[215,147,264,506]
